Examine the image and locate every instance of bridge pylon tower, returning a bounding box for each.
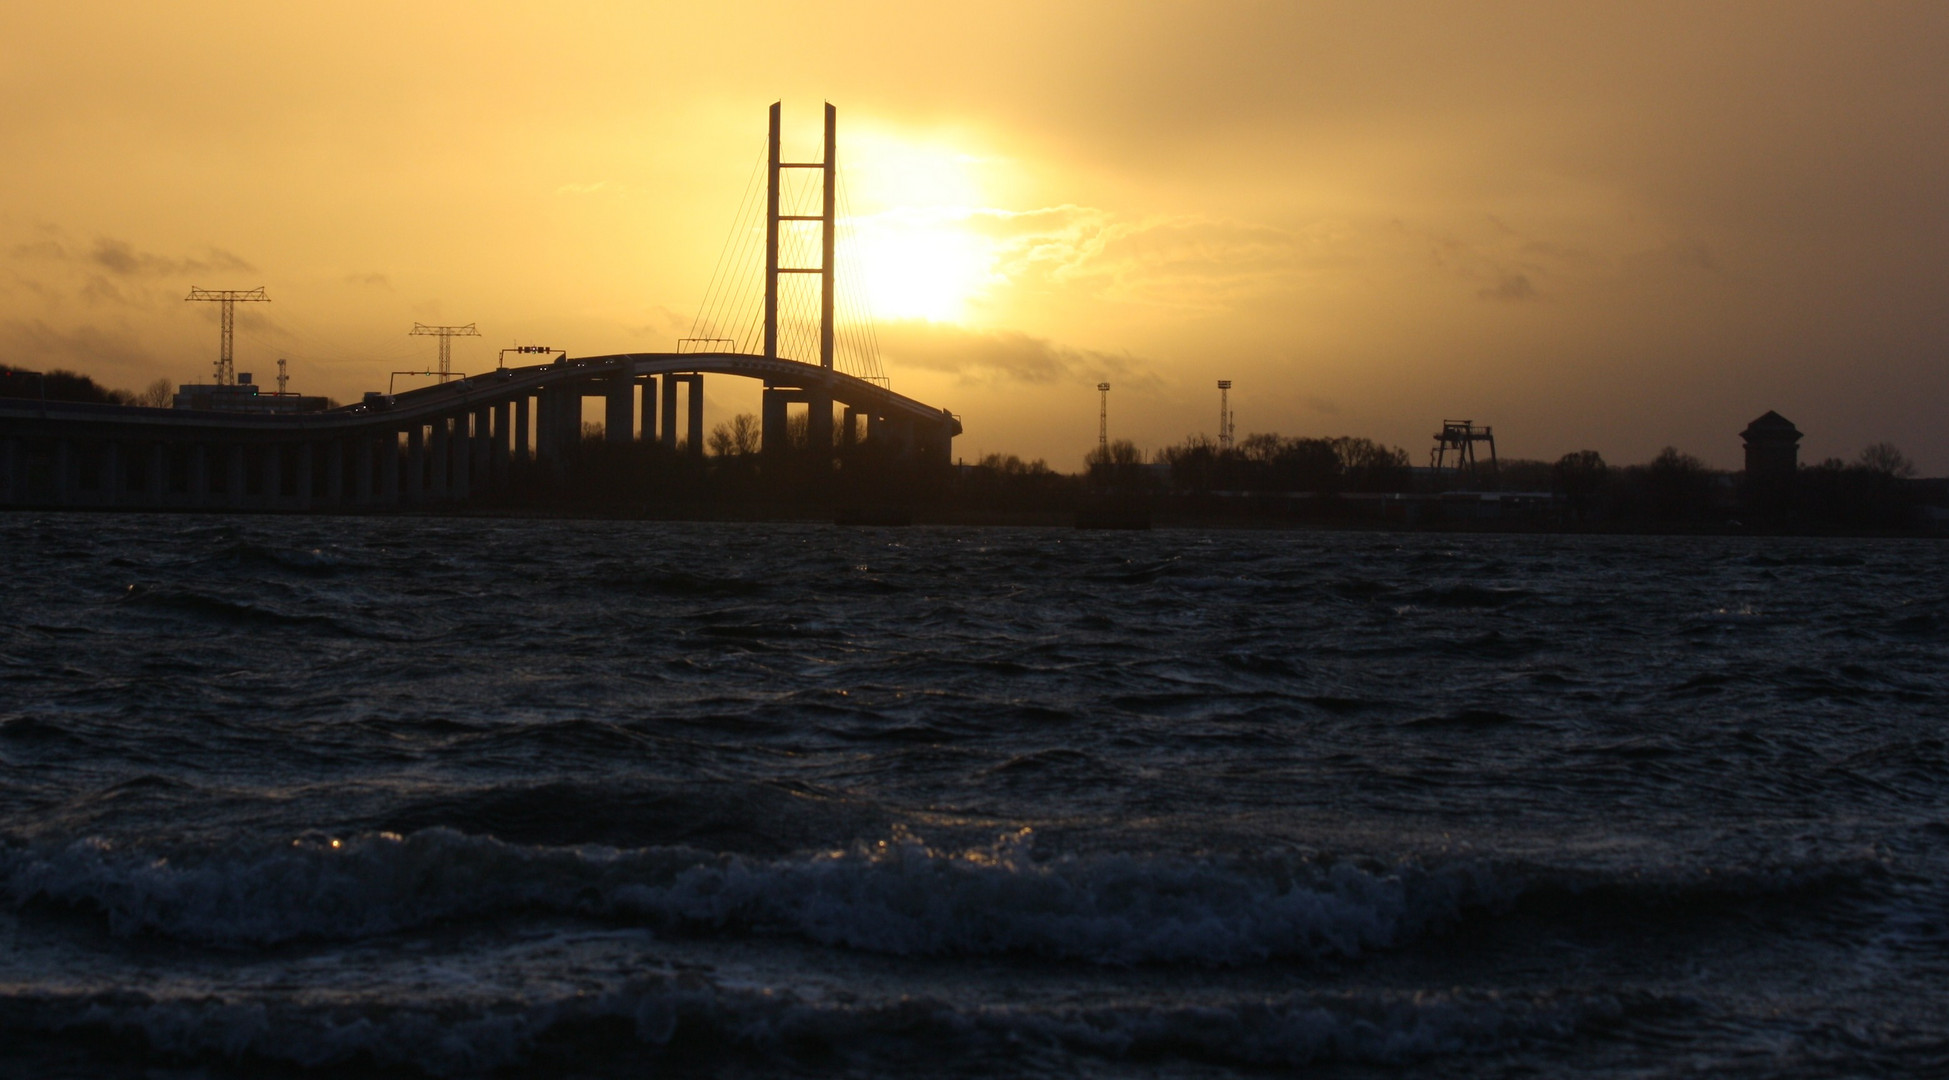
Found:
[765,101,836,371]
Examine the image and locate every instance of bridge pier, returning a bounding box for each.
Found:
[405,426,424,504]
[808,389,833,455]
[381,431,400,504]
[474,407,492,493]
[513,396,531,465]
[639,377,657,441]
[660,378,678,451]
[497,401,515,478]
[762,387,792,457]
[451,414,471,501]
[431,418,451,501]
[606,374,633,444]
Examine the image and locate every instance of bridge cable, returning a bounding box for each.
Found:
[688,137,769,351]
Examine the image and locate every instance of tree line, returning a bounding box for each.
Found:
[1,365,172,407]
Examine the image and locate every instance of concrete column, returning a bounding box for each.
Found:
[355,436,373,505]
[451,413,471,501]
[534,390,552,460]
[640,377,657,442]
[148,443,167,505]
[606,375,633,444]
[405,426,424,504]
[660,379,679,451]
[762,387,790,457]
[294,442,314,511]
[686,375,704,459]
[534,389,553,461]
[474,407,492,490]
[808,390,833,460]
[429,418,449,501]
[492,401,511,488]
[514,396,531,464]
[326,439,344,506]
[842,407,858,451]
[381,431,400,505]
[227,444,246,509]
[102,441,121,507]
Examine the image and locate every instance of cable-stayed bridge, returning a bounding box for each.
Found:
[0,104,961,511]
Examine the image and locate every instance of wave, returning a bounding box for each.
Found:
[0,828,1884,965]
[0,979,1651,1077]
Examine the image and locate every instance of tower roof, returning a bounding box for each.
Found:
[1740,410,1802,442]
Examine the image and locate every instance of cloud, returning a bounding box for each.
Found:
[10,240,67,261]
[3,318,163,376]
[1479,273,1536,302]
[876,319,1160,388]
[962,206,1347,310]
[88,238,255,278]
[344,272,392,288]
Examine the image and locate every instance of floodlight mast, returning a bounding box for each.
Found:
[185,287,269,386]
[1097,382,1111,451]
[1217,380,1233,450]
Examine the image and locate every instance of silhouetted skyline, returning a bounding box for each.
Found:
[3,3,1944,470]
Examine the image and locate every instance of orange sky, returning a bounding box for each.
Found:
[3,2,1945,471]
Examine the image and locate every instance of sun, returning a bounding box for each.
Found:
[844,209,990,323]
[836,127,999,324]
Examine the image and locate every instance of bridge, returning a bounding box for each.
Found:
[0,103,961,512]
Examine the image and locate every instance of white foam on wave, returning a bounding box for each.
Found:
[0,827,1508,964]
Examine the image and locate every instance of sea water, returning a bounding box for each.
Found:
[0,514,1945,1077]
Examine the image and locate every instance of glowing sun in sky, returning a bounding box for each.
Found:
[836,127,1001,324]
[844,209,992,323]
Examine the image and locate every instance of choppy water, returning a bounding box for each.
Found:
[1,513,1946,1078]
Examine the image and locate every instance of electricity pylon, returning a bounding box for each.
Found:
[185,287,269,386]
[409,323,481,383]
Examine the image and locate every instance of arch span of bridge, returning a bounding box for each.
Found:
[0,352,959,512]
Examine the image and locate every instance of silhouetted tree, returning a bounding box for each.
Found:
[1331,437,1413,492]
[1857,442,1917,478]
[1626,446,1717,522]
[1553,450,1609,521]
[707,413,761,458]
